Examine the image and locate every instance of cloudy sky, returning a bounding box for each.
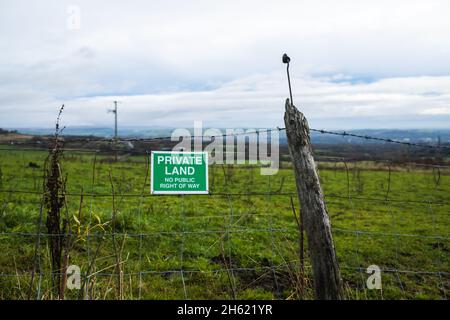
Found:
[1,0,450,130]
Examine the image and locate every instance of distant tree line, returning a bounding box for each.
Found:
[0,128,18,134]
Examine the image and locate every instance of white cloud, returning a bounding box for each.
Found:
[2,73,450,129]
[0,0,450,129]
[420,107,450,115]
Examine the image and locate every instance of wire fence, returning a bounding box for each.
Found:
[0,128,449,300]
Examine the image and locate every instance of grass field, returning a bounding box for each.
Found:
[0,147,449,299]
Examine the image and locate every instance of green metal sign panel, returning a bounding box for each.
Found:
[151,151,209,194]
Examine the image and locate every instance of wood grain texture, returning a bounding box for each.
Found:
[284,99,344,300]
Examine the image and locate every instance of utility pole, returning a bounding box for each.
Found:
[108,101,119,161]
[113,100,118,140]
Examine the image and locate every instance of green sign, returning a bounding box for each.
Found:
[151,151,209,194]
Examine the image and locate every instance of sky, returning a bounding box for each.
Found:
[1,0,450,130]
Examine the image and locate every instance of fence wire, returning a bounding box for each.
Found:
[0,128,449,300]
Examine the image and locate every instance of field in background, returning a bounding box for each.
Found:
[0,148,449,299]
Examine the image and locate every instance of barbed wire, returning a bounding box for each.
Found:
[1,126,449,151]
[309,128,450,150]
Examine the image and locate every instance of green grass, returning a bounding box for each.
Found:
[0,149,448,299]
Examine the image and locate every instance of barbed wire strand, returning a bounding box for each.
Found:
[2,126,449,152]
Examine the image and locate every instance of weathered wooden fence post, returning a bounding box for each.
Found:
[284,99,344,300]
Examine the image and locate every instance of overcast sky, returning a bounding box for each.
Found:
[1,0,450,130]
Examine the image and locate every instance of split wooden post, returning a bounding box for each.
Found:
[284,99,344,300]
